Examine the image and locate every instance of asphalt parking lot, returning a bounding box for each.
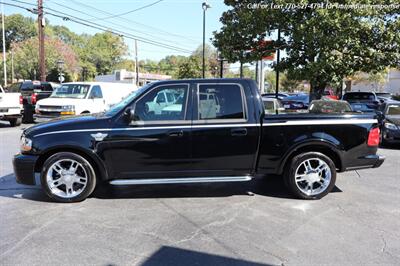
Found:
[0,121,399,266]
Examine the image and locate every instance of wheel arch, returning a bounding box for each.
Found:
[34,146,108,181]
[278,141,344,174]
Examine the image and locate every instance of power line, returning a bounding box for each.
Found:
[44,0,193,50]
[5,1,193,54]
[89,0,164,21]
[66,0,200,43]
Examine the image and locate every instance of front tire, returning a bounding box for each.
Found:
[284,152,336,200]
[41,152,97,203]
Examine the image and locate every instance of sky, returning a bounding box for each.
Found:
[4,0,230,61]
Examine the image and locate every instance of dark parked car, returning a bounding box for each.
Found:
[376,92,393,100]
[342,92,380,112]
[378,100,400,145]
[308,100,352,114]
[13,79,384,203]
[261,93,289,100]
[9,81,54,123]
[281,94,310,110]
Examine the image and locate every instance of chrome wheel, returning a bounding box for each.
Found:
[46,159,88,199]
[294,158,331,196]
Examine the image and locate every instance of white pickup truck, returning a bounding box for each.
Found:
[0,85,22,126]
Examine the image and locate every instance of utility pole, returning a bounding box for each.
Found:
[202,2,211,79]
[275,28,281,99]
[11,49,14,82]
[1,2,7,86]
[38,0,45,81]
[134,39,139,86]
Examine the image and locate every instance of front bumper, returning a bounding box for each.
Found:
[13,153,39,185]
[33,114,60,123]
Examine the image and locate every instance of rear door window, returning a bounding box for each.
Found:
[197,84,246,121]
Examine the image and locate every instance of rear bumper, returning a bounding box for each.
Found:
[344,154,385,171]
[13,153,39,185]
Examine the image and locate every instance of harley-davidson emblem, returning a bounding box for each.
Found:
[91,133,108,141]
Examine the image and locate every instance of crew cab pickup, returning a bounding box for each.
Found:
[13,79,385,203]
[0,85,22,127]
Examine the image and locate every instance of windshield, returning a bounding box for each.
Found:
[386,105,400,115]
[343,93,375,101]
[105,84,151,116]
[285,94,309,101]
[51,84,90,99]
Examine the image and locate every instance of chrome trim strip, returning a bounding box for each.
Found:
[33,119,378,137]
[34,123,259,137]
[263,119,378,126]
[109,176,253,185]
[345,165,374,170]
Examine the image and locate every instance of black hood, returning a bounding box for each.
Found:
[24,113,111,137]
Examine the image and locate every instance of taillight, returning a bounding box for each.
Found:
[19,95,23,105]
[368,127,380,146]
[31,93,37,104]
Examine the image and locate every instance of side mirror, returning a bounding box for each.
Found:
[124,107,136,122]
[375,110,384,123]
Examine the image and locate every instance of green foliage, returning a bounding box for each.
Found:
[177,56,202,79]
[10,37,78,81]
[0,14,36,52]
[214,0,400,99]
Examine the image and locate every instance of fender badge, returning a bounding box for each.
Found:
[91,133,108,141]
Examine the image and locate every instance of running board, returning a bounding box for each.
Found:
[109,176,252,185]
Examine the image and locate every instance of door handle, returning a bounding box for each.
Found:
[231,128,247,136]
[168,130,184,137]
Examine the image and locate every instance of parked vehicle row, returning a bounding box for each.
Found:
[378,100,400,145]
[0,85,22,127]
[13,78,384,203]
[34,82,136,122]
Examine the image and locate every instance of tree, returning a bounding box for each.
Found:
[213,0,400,100]
[0,14,36,52]
[177,56,202,79]
[10,37,78,81]
[81,32,127,75]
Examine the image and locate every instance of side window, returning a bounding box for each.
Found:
[155,92,166,103]
[198,84,245,120]
[89,86,103,99]
[133,85,188,122]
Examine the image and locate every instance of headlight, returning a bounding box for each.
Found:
[384,122,398,130]
[61,105,75,115]
[20,136,32,152]
[62,105,75,111]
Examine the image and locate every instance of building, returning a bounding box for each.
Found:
[348,69,400,95]
[95,69,172,86]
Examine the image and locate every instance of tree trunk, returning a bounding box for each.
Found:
[309,82,326,102]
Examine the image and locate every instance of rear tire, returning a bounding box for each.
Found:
[41,152,97,203]
[284,152,336,200]
[9,117,21,127]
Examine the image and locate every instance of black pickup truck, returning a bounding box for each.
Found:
[13,79,384,202]
[14,81,55,123]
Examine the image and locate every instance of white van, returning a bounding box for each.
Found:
[34,82,136,122]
